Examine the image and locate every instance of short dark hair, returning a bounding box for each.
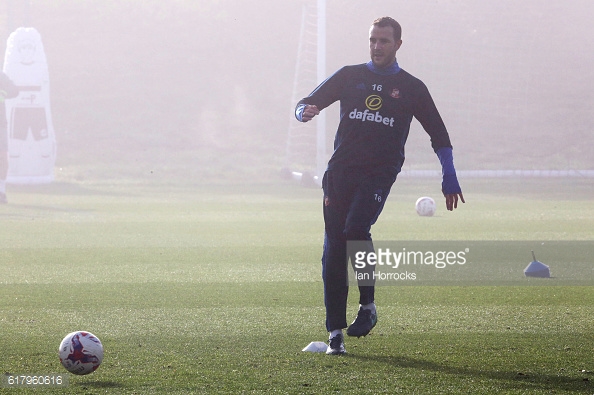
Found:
[372,17,402,42]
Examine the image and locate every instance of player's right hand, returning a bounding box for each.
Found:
[301,105,320,122]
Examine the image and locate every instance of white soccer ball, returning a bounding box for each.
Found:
[59,331,103,375]
[415,196,436,217]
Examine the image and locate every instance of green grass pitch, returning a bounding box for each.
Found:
[1,178,593,394]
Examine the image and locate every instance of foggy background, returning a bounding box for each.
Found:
[1,0,593,185]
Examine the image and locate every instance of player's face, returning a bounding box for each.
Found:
[369,26,402,68]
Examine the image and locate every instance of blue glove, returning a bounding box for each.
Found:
[437,147,462,195]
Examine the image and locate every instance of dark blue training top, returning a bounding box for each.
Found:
[296,62,452,176]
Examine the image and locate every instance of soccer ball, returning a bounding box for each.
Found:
[415,196,436,217]
[59,331,103,375]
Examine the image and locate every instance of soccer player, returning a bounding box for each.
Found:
[0,71,19,203]
[295,17,464,355]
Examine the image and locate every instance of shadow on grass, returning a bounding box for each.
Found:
[75,380,124,389]
[347,353,590,393]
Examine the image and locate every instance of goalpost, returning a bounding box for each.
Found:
[314,0,326,186]
[284,0,326,186]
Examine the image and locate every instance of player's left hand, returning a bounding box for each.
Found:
[443,192,465,211]
[441,173,464,211]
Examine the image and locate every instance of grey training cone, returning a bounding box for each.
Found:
[524,251,550,278]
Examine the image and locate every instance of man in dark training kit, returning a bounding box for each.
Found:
[295,16,465,355]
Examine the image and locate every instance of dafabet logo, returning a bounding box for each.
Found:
[348,95,395,126]
[365,94,382,111]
